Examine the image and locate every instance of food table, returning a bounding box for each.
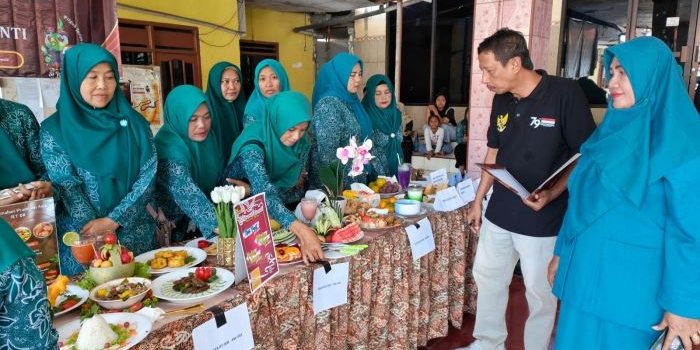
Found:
[55,206,478,350]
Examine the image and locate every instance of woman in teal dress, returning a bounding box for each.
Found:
[223,91,324,263]
[41,43,157,276]
[205,61,247,161]
[155,85,221,242]
[549,36,700,349]
[0,218,58,350]
[0,98,52,205]
[242,59,290,128]
[361,74,403,177]
[309,53,373,190]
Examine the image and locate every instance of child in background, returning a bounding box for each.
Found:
[419,114,452,159]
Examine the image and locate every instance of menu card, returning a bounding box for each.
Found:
[313,262,350,314]
[405,217,435,260]
[233,193,279,293]
[192,303,254,350]
[428,168,448,187]
[0,198,59,283]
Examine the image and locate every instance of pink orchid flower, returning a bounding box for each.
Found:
[336,146,355,164]
[348,157,365,177]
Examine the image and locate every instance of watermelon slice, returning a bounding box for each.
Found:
[327,223,363,243]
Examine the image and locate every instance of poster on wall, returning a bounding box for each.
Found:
[122,65,164,131]
[0,0,119,78]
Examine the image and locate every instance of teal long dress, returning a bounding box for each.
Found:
[205,61,247,161]
[0,98,46,188]
[552,36,700,348]
[361,74,403,177]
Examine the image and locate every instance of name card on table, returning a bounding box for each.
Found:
[428,168,448,187]
[456,179,476,204]
[313,262,350,314]
[234,192,279,293]
[433,186,466,212]
[192,303,254,350]
[405,217,435,260]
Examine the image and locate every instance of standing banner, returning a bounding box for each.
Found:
[0,198,59,283]
[0,0,119,77]
[233,193,279,292]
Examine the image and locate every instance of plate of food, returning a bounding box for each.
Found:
[344,213,402,231]
[57,312,151,350]
[272,229,296,245]
[52,284,89,317]
[275,244,303,265]
[134,247,207,275]
[33,221,54,239]
[324,223,365,244]
[14,226,31,241]
[185,238,217,256]
[151,267,234,304]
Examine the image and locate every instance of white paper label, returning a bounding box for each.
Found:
[405,217,435,260]
[456,180,476,204]
[429,168,448,187]
[434,186,466,211]
[192,303,255,350]
[313,262,350,314]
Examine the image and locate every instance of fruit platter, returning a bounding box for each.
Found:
[275,244,303,265]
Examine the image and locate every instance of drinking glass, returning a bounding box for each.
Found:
[398,163,411,190]
[70,237,96,271]
[300,198,319,224]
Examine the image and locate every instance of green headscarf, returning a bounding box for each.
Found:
[41,43,152,213]
[362,74,402,175]
[229,91,311,189]
[312,53,373,140]
[156,85,223,194]
[0,217,34,271]
[0,99,36,188]
[205,61,247,160]
[561,36,700,243]
[243,59,291,125]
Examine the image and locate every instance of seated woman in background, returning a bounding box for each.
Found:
[309,53,373,189]
[419,114,452,159]
[362,74,403,177]
[223,91,323,264]
[155,85,221,242]
[205,61,247,161]
[41,43,157,275]
[0,98,52,205]
[242,59,290,128]
[454,107,469,174]
[426,90,456,142]
[0,217,58,349]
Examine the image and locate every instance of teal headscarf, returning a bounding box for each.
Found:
[243,59,290,125]
[229,91,311,189]
[156,85,224,194]
[312,53,373,140]
[0,99,35,188]
[205,61,246,160]
[362,74,402,175]
[561,36,700,242]
[42,43,152,213]
[0,217,34,271]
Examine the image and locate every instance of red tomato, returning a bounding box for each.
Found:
[127,302,143,312]
[194,266,212,281]
[61,299,79,310]
[104,233,117,245]
[197,240,210,249]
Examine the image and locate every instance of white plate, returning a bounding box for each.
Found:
[134,247,207,275]
[184,239,217,256]
[53,284,89,317]
[151,267,235,304]
[57,312,152,350]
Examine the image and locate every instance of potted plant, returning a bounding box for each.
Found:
[319,136,374,216]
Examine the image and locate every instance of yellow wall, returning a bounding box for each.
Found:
[116,0,241,88]
[244,7,315,98]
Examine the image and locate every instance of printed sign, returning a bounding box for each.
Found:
[233,193,279,292]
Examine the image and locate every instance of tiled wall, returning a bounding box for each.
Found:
[468,0,553,179]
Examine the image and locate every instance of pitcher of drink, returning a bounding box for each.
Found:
[397,163,411,190]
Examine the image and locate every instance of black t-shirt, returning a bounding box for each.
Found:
[485,75,596,237]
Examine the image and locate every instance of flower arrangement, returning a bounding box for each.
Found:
[210,185,246,238]
[319,136,374,198]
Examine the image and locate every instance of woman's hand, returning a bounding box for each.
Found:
[547,255,560,286]
[31,181,53,198]
[0,182,48,205]
[653,312,700,350]
[289,220,325,264]
[225,178,251,197]
[81,218,119,236]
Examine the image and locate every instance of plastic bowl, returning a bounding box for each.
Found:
[394,199,422,216]
[89,277,151,310]
[90,261,135,285]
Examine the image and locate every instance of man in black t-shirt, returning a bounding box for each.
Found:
[457,29,596,350]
